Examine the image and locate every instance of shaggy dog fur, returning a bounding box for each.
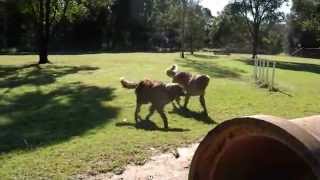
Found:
[166,65,210,115]
[120,78,185,129]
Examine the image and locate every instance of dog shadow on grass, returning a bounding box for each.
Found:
[116,120,190,132]
[0,64,121,153]
[169,107,217,125]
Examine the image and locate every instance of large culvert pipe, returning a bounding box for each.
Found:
[189,115,320,180]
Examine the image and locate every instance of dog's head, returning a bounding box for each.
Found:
[166,65,178,78]
[166,83,186,99]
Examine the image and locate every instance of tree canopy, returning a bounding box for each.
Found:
[289,0,320,50]
[0,0,319,60]
[230,0,288,58]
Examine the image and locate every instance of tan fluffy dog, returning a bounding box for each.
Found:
[166,65,210,115]
[120,78,185,129]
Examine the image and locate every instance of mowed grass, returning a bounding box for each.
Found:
[0,52,319,179]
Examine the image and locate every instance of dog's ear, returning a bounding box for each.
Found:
[171,64,178,71]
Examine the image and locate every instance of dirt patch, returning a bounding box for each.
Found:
[78,144,199,180]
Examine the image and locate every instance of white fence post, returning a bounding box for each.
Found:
[270,61,276,91]
[254,58,276,91]
[262,59,266,84]
[258,59,261,80]
[266,60,270,86]
[253,57,257,80]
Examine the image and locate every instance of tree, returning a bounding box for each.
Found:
[210,3,287,54]
[289,0,320,51]
[180,0,210,57]
[231,0,288,58]
[77,0,114,50]
[1,0,26,51]
[211,4,250,51]
[23,0,69,64]
[4,0,213,53]
[147,0,181,51]
[186,1,209,54]
[180,0,187,58]
[0,0,7,50]
[24,0,112,64]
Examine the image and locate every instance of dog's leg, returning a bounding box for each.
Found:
[184,95,190,109]
[135,103,142,123]
[175,97,181,107]
[146,105,155,120]
[172,99,179,110]
[157,108,168,129]
[172,102,178,110]
[171,97,181,110]
[200,94,208,116]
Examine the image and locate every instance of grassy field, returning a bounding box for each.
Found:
[0,52,319,179]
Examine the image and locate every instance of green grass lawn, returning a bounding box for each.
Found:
[0,52,319,179]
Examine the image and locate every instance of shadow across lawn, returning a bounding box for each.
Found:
[0,82,120,153]
[169,107,217,125]
[176,57,246,79]
[236,58,320,74]
[116,120,190,132]
[0,64,99,90]
[191,54,219,60]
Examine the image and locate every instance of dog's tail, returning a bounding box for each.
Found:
[120,77,138,89]
[166,64,178,78]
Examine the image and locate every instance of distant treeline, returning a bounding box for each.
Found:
[0,0,319,55]
[0,0,210,53]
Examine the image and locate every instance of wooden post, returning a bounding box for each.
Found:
[266,60,270,86]
[271,61,276,91]
[0,2,7,49]
[262,59,265,84]
[254,58,257,80]
[257,59,261,81]
[180,0,186,58]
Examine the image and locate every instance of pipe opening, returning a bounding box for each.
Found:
[213,136,316,180]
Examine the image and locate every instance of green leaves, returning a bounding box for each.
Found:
[293,0,320,32]
[231,0,288,24]
[21,0,115,25]
[289,0,320,48]
[228,0,288,57]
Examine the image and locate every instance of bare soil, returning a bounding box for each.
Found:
[79,144,199,180]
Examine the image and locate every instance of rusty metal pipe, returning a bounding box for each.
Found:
[189,115,320,180]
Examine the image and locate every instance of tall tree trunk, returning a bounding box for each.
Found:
[252,24,259,59]
[1,4,7,49]
[60,0,70,52]
[38,0,50,64]
[190,34,194,55]
[180,0,186,58]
